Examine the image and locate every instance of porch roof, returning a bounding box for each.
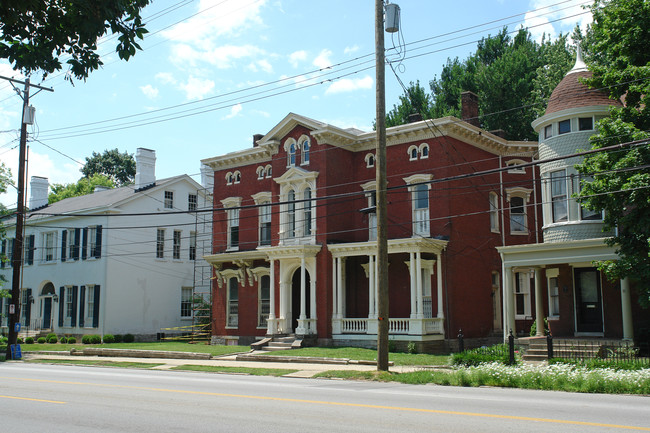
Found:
[497,238,618,267]
[328,237,447,258]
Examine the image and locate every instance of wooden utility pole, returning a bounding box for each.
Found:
[1,75,53,359]
[375,0,389,372]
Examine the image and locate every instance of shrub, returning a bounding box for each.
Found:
[123,333,135,343]
[17,337,23,344]
[60,336,68,344]
[114,334,123,343]
[82,335,92,344]
[47,335,58,344]
[90,335,101,344]
[46,332,57,341]
[451,344,515,367]
[103,334,115,344]
[37,337,46,344]
[67,337,76,344]
[407,341,418,354]
[25,337,34,344]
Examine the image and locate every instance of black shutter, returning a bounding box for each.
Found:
[9,239,14,267]
[94,226,102,258]
[27,235,35,265]
[78,286,85,327]
[82,228,88,260]
[25,288,32,323]
[1,239,5,268]
[73,228,81,260]
[61,230,67,262]
[0,297,3,323]
[58,287,65,327]
[70,286,78,327]
[92,285,100,328]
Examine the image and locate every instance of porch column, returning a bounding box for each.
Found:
[436,252,444,318]
[279,277,288,333]
[310,271,317,320]
[368,254,376,318]
[416,251,424,319]
[337,256,343,319]
[268,259,276,334]
[332,257,338,318]
[620,277,634,340]
[534,268,544,337]
[409,252,416,318]
[505,267,516,337]
[300,255,307,320]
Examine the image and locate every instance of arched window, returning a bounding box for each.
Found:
[303,187,312,236]
[365,153,375,168]
[257,166,264,180]
[301,139,310,165]
[226,172,233,185]
[288,143,296,167]
[408,145,418,161]
[287,189,296,238]
[265,165,272,178]
[419,143,429,159]
[234,171,241,184]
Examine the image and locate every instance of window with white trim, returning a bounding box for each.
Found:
[188,194,197,211]
[226,172,233,185]
[234,171,241,184]
[544,124,553,139]
[301,138,310,165]
[489,192,499,232]
[164,191,174,209]
[181,287,192,318]
[408,145,418,161]
[65,286,74,324]
[260,203,272,246]
[419,143,429,159]
[551,169,568,222]
[227,277,238,328]
[265,165,272,178]
[506,159,526,174]
[578,117,593,131]
[156,229,165,258]
[258,275,270,328]
[365,153,375,168]
[287,142,296,167]
[173,230,181,260]
[85,285,95,325]
[506,187,532,234]
[287,189,296,239]
[257,166,264,179]
[515,272,531,317]
[43,231,57,262]
[548,277,560,317]
[558,119,571,134]
[579,175,602,221]
[303,187,312,236]
[227,208,239,249]
[189,231,197,260]
[404,174,432,237]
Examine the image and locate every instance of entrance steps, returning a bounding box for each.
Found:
[251,334,303,352]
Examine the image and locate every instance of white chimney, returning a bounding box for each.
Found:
[29,176,49,209]
[135,148,156,190]
[200,163,214,190]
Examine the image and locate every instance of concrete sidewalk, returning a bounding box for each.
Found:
[21,350,436,378]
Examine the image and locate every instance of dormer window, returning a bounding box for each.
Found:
[301,138,310,165]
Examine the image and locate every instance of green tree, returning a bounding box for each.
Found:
[0,0,149,81]
[575,0,650,306]
[385,81,433,127]
[49,174,115,204]
[81,148,136,186]
[0,162,11,291]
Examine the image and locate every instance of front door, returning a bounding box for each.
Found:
[42,297,52,329]
[574,268,603,333]
[290,269,310,332]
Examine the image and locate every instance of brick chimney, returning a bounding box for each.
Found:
[253,134,264,147]
[29,176,49,209]
[461,91,480,127]
[135,148,156,190]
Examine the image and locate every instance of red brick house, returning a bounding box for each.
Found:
[202,100,539,350]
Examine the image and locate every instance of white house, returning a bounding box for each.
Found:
[0,148,212,340]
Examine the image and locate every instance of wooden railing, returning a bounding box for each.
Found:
[341,318,367,333]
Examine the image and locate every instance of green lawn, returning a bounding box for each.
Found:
[263,347,450,366]
[20,341,250,356]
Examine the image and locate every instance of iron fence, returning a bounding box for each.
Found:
[548,338,649,367]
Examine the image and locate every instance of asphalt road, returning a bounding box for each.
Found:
[1,363,648,432]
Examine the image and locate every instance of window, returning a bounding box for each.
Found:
[579,176,602,220]
[67,228,80,260]
[87,226,102,259]
[506,159,526,174]
[510,196,526,232]
[181,287,192,318]
[189,231,197,260]
[419,143,429,159]
[0,239,5,268]
[260,203,272,246]
[164,191,174,209]
[303,188,312,236]
[257,166,264,180]
[258,275,270,328]
[287,142,296,167]
[558,119,571,134]
[227,208,240,249]
[408,145,418,161]
[156,229,165,258]
[515,272,531,317]
[234,171,241,184]
[548,277,560,317]
[265,165,272,178]
[301,139,310,165]
[413,184,430,236]
[86,285,95,325]
[489,192,499,232]
[365,153,375,168]
[227,277,238,327]
[544,124,553,139]
[21,288,31,323]
[368,191,377,241]
[173,230,181,260]
[550,170,568,222]
[188,194,197,211]
[578,117,593,131]
[65,287,74,323]
[287,189,296,238]
[24,234,35,266]
[43,232,56,262]
[226,172,233,185]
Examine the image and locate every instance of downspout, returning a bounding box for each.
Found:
[499,155,507,341]
[532,153,540,244]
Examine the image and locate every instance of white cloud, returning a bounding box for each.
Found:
[247,59,273,73]
[525,0,593,42]
[155,72,177,85]
[289,50,307,68]
[223,103,243,120]
[313,49,333,70]
[344,45,360,55]
[179,76,215,100]
[170,43,266,69]
[140,84,159,99]
[325,76,373,95]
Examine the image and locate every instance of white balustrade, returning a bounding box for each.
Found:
[341,318,367,333]
[389,318,410,334]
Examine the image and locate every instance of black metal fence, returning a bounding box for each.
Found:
[547,337,650,367]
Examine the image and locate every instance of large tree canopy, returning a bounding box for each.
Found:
[49,173,115,204]
[81,148,136,186]
[576,0,650,306]
[0,0,149,81]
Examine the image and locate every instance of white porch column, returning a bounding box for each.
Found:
[300,255,307,320]
[310,272,317,320]
[620,277,634,340]
[369,254,376,319]
[409,252,416,318]
[534,268,544,337]
[267,259,276,335]
[331,256,342,334]
[505,266,516,337]
[436,252,444,318]
[279,278,288,333]
[416,251,424,319]
[337,256,343,319]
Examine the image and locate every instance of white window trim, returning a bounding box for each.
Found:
[181,286,193,319]
[257,273,271,329]
[224,274,241,329]
[546,268,560,319]
[256,166,264,180]
[514,271,532,319]
[365,153,375,168]
[489,191,500,233]
[252,192,272,246]
[407,144,419,161]
[225,172,233,185]
[505,187,532,235]
[418,143,429,159]
[506,159,527,174]
[284,138,297,168]
[275,169,318,245]
[403,174,432,237]
[156,228,166,259]
[221,197,242,251]
[164,190,174,209]
[299,135,310,166]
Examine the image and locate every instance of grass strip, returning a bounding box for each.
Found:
[20,342,249,356]
[171,365,298,376]
[26,359,164,368]
[263,347,449,366]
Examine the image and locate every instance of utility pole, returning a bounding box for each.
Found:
[375,0,389,372]
[1,75,53,359]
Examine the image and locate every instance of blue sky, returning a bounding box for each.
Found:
[0,0,592,207]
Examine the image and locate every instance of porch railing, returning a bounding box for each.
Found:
[389,318,409,334]
[341,318,367,334]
